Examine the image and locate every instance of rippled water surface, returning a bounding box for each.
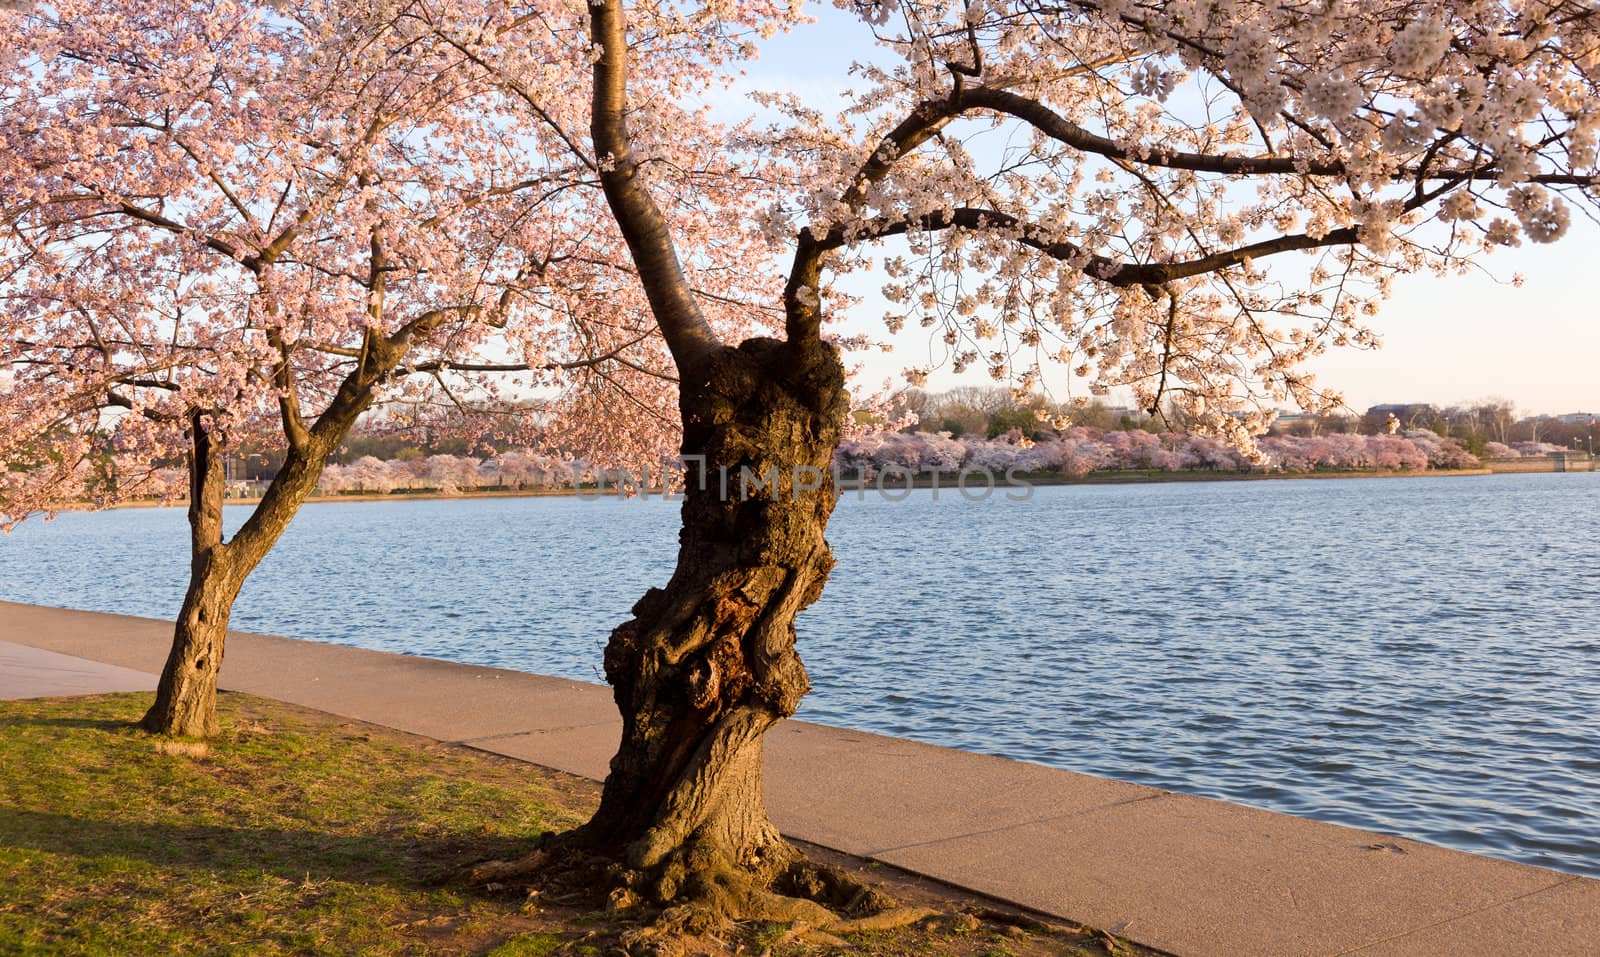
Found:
[3,473,1597,877]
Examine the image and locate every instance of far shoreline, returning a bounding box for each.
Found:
[71,463,1584,512]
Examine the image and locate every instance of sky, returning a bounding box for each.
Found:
[717,5,1600,418]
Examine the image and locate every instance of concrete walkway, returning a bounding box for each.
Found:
[0,639,156,699]
[1,600,1593,957]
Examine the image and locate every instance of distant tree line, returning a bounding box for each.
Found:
[217,432,521,484]
[836,427,1481,477]
[885,388,1594,458]
[289,428,1480,500]
[1268,399,1594,456]
[208,389,1586,490]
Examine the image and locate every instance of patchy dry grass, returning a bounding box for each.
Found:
[0,693,1154,956]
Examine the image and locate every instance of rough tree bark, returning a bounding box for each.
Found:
[570,0,895,923]
[578,336,848,911]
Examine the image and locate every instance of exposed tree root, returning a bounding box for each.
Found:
[463,833,943,954]
[828,906,942,934]
[467,848,550,886]
[776,858,898,915]
[970,905,1075,935]
[754,920,816,956]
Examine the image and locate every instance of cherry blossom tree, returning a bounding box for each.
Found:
[326,456,400,495]
[485,448,568,490]
[469,0,1600,927]
[5,0,1594,932]
[1402,429,1481,469]
[0,0,685,736]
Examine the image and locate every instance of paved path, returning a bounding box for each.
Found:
[1,600,1594,956]
[0,640,156,699]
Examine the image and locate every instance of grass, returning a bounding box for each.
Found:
[0,693,587,956]
[0,693,1150,956]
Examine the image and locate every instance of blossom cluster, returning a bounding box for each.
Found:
[775,0,1598,446]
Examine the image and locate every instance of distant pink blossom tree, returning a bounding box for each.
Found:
[1403,430,1482,469]
[0,0,689,736]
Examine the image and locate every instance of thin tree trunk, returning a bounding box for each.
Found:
[137,266,432,736]
[141,414,239,737]
[139,403,367,736]
[579,337,848,908]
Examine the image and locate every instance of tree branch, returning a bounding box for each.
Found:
[961,86,1597,186]
[405,330,677,381]
[588,0,720,375]
[815,204,1361,286]
[264,327,311,454]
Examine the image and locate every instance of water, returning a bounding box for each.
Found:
[2,473,1596,878]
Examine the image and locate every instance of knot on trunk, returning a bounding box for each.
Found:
[604,618,645,690]
[685,658,719,711]
[686,634,753,714]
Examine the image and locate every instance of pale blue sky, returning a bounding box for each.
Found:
[722,5,1598,417]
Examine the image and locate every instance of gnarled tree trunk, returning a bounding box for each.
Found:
[574,0,904,924]
[579,336,848,906]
